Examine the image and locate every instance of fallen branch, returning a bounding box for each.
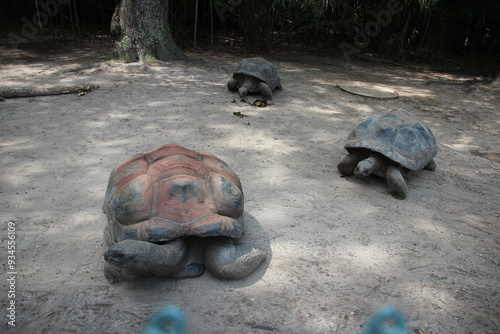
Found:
[0,84,98,99]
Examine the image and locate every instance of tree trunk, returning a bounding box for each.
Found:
[114,0,185,62]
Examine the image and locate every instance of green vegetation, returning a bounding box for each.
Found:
[169,0,500,60]
[1,0,498,61]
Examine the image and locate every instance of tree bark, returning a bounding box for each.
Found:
[114,0,185,62]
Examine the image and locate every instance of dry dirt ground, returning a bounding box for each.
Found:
[1,42,499,334]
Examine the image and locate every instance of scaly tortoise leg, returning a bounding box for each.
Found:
[205,237,265,279]
[386,164,408,199]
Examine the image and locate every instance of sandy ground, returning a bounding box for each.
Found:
[0,43,499,334]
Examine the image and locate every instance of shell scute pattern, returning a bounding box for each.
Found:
[345,109,437,170]
[234,57,281,91]
[103,144,244,245]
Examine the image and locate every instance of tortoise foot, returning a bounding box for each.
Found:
[172,263,205,278]
[205,238,265,279]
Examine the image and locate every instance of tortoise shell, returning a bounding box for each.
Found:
[233,57,281,91]
[103,145,244,244]
[345,109,437,170]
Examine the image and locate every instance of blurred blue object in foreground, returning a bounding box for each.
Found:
[141,304,405,334]
[141,306,186,334]
[361,306,407,334]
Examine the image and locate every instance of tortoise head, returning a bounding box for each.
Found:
[104,239,188,276]
[104,239,149,268]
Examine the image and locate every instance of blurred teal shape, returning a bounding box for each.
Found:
[361,305,407,334]
[140,304,406,334]
[141,306,186,334]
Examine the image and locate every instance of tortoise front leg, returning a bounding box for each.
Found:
[172,237,205,278]
[258,82,273,99]
[338,150,369,175]
[386,165,409,199]
[238,77,254,97]
[103,238,188,283]
[103,262,126,284]
[205,237,265,279]
[424,158,436,171]
[227,77,241,92]
[354,152,383,178]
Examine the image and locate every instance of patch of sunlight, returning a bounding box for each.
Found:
[395,86,437,98]
[342,104,376,115]
[3,161,47,186]
[309,78,337,87]
[102,112,135,120]
[305,104,343,115]
[271,238,315,256]
[405,285,457,310]
[462,98,499,109]
[345,81,397,91]
[212,124,302,154]
[0,137,33,150]
[2,173,24,188]
[346,244,393,266]
[202,80,226,87]
[414,219,450,236]
[86,120,110,128]
[1,63,47,76]
[282,67,306,73]
[442,137,477,151]
[144,100,172,107]
[341,80,436,99]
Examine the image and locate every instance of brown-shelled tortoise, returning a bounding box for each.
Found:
[338,109,438,199]
[102,144,266,283]
[227,57,282,100]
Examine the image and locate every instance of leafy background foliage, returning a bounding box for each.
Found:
[1,0,499,62]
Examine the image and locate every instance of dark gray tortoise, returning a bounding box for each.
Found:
[103,144,266,283]
[338,109,437,199]
[227,57,282,99]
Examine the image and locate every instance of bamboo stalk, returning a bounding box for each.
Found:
[209,0,214,49]
[194,0,198,50]
[35,0,45,41]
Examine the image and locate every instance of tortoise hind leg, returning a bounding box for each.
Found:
[205,237,265,279]
[386,165,408,199]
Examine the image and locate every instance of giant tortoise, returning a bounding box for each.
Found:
[337,109,438,199]
[103,144,266,283]
[227,57,282,100]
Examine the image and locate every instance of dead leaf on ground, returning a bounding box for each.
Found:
[251,99,268,107]
[233,111,248,118]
